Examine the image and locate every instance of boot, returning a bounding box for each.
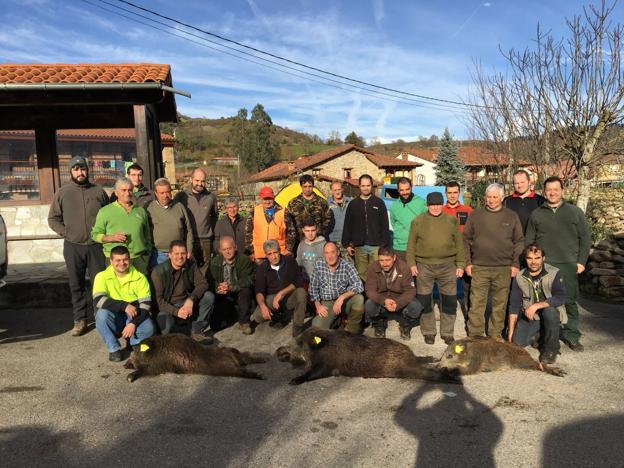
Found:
[399,325,411,341]
[71,319,87,337]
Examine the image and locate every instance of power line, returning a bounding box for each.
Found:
[81,0,472,113]
[106,0,485,110]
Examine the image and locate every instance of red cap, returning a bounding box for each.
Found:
[259,186,275,199]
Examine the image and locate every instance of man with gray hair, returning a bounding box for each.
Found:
[146,178,193,267]
[463,183,524,338]
[251,239,307,336]
[92,177,152,275]
[214,197,247,255]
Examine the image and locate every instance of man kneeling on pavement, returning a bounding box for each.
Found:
[507,244,567,364]
[93,245,155,361]
[364,246,422,340]
[309,242,364,333]
[252,239,308,336]
[151,240,215,344]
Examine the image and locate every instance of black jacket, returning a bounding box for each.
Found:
[503,193,545,233]
[255,255,302,296]
[342,195,390,248]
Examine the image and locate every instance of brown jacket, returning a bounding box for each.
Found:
[365,259,416,311]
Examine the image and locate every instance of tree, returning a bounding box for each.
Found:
[466,1,624,211]
[327,130,343,145]
[344,131,365,147]
[434,128,465,185]
[229,108,253,171]
[250,104,278,172]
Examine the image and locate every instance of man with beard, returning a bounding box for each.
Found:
[389,177,426,261]
[48,156,109,336]
[175,168,218,269]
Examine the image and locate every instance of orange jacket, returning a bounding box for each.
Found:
[252,204,287,258]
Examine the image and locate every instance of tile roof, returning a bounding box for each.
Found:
[0,129,175,142]
[247,144,420,183]
[0,64,172,85]
[398,147,526,166]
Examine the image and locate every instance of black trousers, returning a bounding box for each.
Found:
[215,287,253,324]
[63,240,106,322]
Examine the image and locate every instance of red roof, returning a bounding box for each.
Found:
[0,129,175,143]
[0,64,172,85]
[247,144,420,183]
[398,147,528,166]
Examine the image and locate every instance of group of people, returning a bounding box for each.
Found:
[49,156,591,365]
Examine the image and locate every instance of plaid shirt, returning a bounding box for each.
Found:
[309,258,363,301]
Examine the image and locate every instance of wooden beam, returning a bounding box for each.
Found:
[34,124,59,203]
[134,104,154,188]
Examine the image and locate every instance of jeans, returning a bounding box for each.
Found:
[364,299,422,329]
[95,308,155,352]
[149,250,170,269]
[311,294,365,333]
[157,291,215,335]
[512,306,561,353]
[63,240,106,322]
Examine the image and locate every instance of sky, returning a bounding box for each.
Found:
[1,0,621,143]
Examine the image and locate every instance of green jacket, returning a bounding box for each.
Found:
[389,195,427,251]
[525,202,591,265]
[207,252,255,292]
[406,212,465,267]
[91,201,152,258]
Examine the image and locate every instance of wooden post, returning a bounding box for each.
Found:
[35,124,59,203]
[134,104,164,188]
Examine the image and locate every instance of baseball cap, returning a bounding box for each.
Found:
[68,155,88,169]
[426,192,444,205]
[259,186,275,199]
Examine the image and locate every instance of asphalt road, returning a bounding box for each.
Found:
[1,298,623,467]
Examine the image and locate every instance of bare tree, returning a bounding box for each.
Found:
[466,1,624,211]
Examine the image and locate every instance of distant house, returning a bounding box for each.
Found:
[242,144,422,196]
[175,164,230,194]
[396,151,437,185]
[212,156,239,166]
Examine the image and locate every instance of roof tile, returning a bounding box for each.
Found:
[0,128,175,142]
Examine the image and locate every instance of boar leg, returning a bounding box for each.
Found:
[126,369,143,383]
[289,365,331,385]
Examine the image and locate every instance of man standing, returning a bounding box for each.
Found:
[109,163,154,208]
[252,240,308,336]
[342,174,391,281]
[504,169,545,233]
[146,178,193,267]
[48,155,109,336]
[464,183,524,338]
[245,186,290,263]
[214,197,247,255]
[389,177,426,261]
[526,176,591,352]
[285,174,332,253]
[406,192,465,344]
[365,247,421,340]
[207,236,255,335]
[92,178,152,275]
[327,181,352,259]
[309,242,364,333]
[151,240,214,344]
[93,246,155,362]
[508,244,567,364]
[175,168,218,269]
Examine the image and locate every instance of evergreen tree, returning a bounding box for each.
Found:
[230,108,253,171]
[434,128,465,185]
[250,104,278,172]
[344,131,365,147]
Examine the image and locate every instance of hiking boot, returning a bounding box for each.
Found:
[539,351,557,364]
[109,350,123,362]
[71,319,87,337]
[423,335,435,345]
[399,326,411,341]
[442,336,455,345]
[292,325,304,337]
[565,340,584,352]
[191,333,214,345]
[270,320,285,330]
[239,322,254,335]
[373,323,386,338]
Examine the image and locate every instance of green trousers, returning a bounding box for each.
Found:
[550,262,581,343]
[467,265,511,337]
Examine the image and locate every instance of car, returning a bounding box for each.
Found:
[0,213,7,286]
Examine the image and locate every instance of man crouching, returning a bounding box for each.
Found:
[93,245,155,362]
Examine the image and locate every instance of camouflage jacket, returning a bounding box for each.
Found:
[285,193,331,252]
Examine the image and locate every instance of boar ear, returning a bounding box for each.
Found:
[309,335,326,349]
[454,343,466,354]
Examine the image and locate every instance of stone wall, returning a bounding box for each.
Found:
[586,188,624,240]
[583,233,624,302]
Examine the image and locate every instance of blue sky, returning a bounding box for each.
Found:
[2,0,620,142]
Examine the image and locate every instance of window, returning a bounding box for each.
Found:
[343,168,352,179]
[0,131,40,201]
[312,168,320,177]
[416,174,425,186]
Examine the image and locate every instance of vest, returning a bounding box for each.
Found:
[252,204,287,258]
[515,264,568,324]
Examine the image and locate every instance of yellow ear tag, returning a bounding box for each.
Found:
[140,344,150,352]
[454,344,464,354]
[313,336,322,344]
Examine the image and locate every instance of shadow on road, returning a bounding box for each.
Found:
[579,298,624,341]
[0,308,75,344]
[395,385,503,467]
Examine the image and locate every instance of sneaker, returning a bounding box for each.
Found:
[374,324,386,338]
[239,322,254,335]
[71,319,87,337]
[442,336,454,345]
[399,326,411,341]
[423,335,435,345]
[191,333,214,345]
[539,351,557,364]
[565,340,584,352]
[292,325,304,337]
[109,350,123,362]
